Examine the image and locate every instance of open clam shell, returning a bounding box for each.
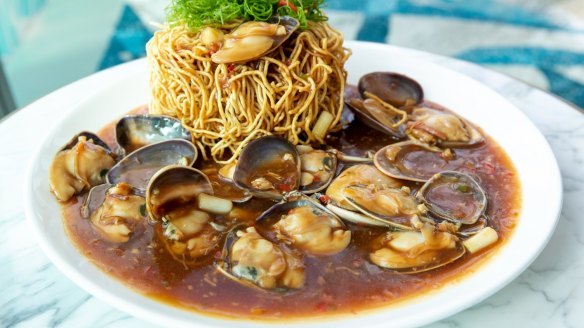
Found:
[87,183,147,243]
[325,164,403,210]
[107,139,197,192]
[345,98,406,138]
[50,132,116,202]
[256,194,351,256]
[342,185,420,230]
[358,72,424,109]
[458,215,488,237]
[216,225,305,291]
[298,148,338,194]
[202,165,252,203]
[61,131,111,152]
[81,184,112,218]
[145,165,213,222]
[374,141,458,182]
[211,16,299,64]
[233,136,300,200]
[115,115,192,155]
[369,228,465,274]
[406,106,483,150]
[146,166,229,267]
[417,171,487,225]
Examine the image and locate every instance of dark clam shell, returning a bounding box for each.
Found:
[233,136,300,200]
[115,115,192,155]
[358,72,424,108]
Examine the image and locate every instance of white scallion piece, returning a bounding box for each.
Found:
[463,227,498,254]
[312,111,334,141]
[197,193,233,214]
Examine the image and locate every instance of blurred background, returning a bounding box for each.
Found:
[1,0,583,119]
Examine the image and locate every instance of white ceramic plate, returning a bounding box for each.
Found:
[24,41,562,328]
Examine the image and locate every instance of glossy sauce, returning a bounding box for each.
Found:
[60,104,521,320]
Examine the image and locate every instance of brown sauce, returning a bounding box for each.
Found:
[60,104,521,320]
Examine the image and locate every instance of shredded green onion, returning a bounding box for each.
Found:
[166,0,327,30]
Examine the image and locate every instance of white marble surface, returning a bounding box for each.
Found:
[1,48,583,328]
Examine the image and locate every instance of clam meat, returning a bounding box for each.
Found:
[233,136,300,200]
[325,164,402,210]
[370,223,465,273]
[258,195,351,256]
[406,106,483,150]
[297,145,337,194]
[217,226,305,290]
[211,17,299,64]
[49,132,115,201]
[89,183,146,243]
[342,185,423,230]
[146,165,227,266]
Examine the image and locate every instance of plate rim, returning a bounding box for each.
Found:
[23,40,563,328]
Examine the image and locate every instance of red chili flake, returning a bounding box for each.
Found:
[315,302,327,312]
[144,266,152,274]
[110,194,129,201]
[278,0,298,12]
[313,175,321,183]
[228,64,235,73]
[482,161,496,175]
[319,194,331,204]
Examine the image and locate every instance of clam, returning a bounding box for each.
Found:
[374,141,469,182]
[358,72,424,109]
[345,97,407,138]
[325,164,402,210]
[216,226,305,291]
[345,72,423,138]
[145,165,213,222]
[296,145,338,194]
[107,139,197,192]
[416,171,487,225]
[457,215,488,237]
[203,164,252,203]
[233,136,300,200]
[211,16,299,64]
[81,183,112,218]
[325,164,407,227]
[342,185,422,230]
[60,131,111,151]
[406,106,483,150]
[369,223,465,273]
[49,132,116,202]
[146,165,229,267]
[115,115,192,155]
[257,194,351,256]
[89,183,147,243]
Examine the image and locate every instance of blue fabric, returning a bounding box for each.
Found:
[101,2,584,108]
[99,5,152,70]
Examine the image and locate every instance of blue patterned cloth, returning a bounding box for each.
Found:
[100,0,584,108]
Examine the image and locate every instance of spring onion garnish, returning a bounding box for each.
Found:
[166,0,327,30]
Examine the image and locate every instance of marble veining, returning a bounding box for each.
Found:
[1,51,583,327]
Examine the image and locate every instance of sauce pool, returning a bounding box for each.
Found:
[60,104,521,320]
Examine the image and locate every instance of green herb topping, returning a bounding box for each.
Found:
[166,0,327,30]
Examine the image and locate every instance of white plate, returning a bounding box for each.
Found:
[24,41,562,328]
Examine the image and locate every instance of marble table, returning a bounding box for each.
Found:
[1,47,582,328]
